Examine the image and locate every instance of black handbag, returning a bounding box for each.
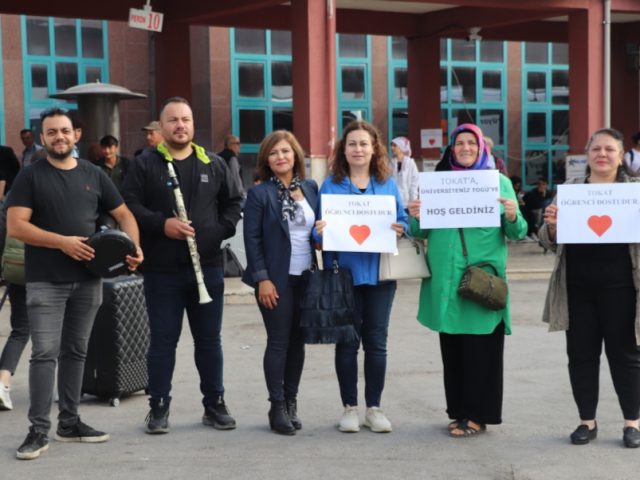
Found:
[456,229,508,311]
[299,254,357,344]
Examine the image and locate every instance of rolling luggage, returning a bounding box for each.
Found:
[82,275,149,406]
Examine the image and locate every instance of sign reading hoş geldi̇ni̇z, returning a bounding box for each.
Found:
[557,183,640,243]
[418,170,501,229]
[321,194,397,253]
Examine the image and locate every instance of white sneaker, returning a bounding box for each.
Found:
[0,382,13,411]
[364,407,392,433]
[338,405,360,432]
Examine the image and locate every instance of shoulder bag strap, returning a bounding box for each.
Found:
[458,228,469,266]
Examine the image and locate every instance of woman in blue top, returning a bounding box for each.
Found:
[315,121,408,433]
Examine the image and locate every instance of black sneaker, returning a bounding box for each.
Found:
[570,423,597,445]
[145,402,170,434]
[55,420,109,443]
[16,428,49,460]
[203,396,236,430]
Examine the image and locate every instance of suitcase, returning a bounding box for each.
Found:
[82,275,149,406]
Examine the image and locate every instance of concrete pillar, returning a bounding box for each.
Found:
[154,21,192,108]
[407,36,441,165]
[291,0,336,183]
[568,6,605,153]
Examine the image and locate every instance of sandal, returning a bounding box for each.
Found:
[449,419,486,438]
[447,419,462,431]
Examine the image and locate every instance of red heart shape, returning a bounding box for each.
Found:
[349,225,371,245]
[587,215,612,237]
[428,138,435,145]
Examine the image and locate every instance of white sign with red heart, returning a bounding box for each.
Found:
[556,183,640,244]
[321,194,398,253]
[420,129,443,149]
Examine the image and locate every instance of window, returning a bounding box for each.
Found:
[388,37,508,159]
[231,29,292,158]
[522,42,569,187]
[21,16,109,132]
[337,34,371,134]
[441,39,508,161]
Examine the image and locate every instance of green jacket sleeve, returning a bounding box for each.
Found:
[499,174,528,240]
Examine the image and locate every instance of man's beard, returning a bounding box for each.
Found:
[45,143,73,161]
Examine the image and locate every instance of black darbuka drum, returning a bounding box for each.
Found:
[85,229,136,278]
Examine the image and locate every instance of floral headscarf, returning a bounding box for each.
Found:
[391,136,412,158]
[448,123,489,171]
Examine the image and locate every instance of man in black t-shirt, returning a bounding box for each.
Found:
[7,107,143,461]
[122,97,242,435]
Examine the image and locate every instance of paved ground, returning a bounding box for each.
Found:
[1,242,637,479]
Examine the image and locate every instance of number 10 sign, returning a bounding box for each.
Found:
[129,6,164,33]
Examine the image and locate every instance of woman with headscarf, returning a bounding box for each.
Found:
[389,137,420,208]
[407,123,527,438]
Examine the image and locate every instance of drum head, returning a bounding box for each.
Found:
[85,229,136,278]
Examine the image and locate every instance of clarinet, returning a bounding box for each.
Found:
[166,161,213,304]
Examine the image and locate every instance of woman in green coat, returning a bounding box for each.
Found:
[408,123,527,437]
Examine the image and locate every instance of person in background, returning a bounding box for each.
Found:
[623,131,640,176]
[523,178,553,241]
[19,129,43,169]
[389,136,419,209]
[539,127,640,449]
[96,135,129,191]
[408,123,527,438]
[510,176,525,208]
[242,130,317,435]
[218,134,245,200]
[134,121,163,157]
[0,145,20,196]
[314,120,408,434]
[484,136,508,176]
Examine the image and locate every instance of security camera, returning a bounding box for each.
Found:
[466,27,482,42]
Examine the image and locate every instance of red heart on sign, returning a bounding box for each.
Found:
[587,215,612,237]
[428,138,435,145]
[349,225,371,245]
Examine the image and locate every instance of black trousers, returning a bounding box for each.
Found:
[257,275,305,403]
[566,285,640,420]
[439,322,505,425]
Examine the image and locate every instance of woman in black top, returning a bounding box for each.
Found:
[540,128,640,448]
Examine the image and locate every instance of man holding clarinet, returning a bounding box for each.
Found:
[122,97,242,434]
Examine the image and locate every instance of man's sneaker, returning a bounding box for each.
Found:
[363,407,392,433]
[16,428,49,460]
[338,405,360,433]
[145,402,170,434]
[54,420,109,443]
[0,381,13,411]
[203,396,236,430]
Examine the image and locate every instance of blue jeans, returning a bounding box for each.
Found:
[144,265,225,407]
[26,280,103,433]
[335,281,396,408]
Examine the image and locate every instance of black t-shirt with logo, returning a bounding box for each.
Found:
[6,158,124,283]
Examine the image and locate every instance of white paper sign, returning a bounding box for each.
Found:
[418,170,501,229]
[556,183,640,243]
[129,6,164,32]
[322,194,397,253]
[420,129,443,149]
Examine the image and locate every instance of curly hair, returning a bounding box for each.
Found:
[255,130,306,182]
[330,120,391,183]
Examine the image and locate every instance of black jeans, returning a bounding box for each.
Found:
[0,284,29,375]
[566,285,640,420]
[257,275,305,402]
[439,321,505,425]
